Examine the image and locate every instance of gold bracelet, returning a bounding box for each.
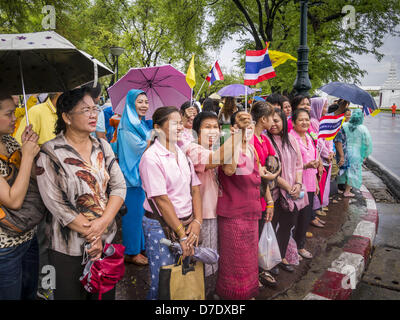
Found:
[177,229,186,239]
[175,223,184,234]
[267,205,274,208]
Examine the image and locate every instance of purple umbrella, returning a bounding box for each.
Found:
[107,64,191,119]
[217,84,256,97]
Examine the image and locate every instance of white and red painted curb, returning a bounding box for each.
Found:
[303,185,378,300]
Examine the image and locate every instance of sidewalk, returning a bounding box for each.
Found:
[351,168,400,300]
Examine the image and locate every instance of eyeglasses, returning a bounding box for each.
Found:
[69,105,101,117]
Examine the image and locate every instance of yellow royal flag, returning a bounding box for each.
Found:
[186,55,196,89]
[371,109,381,117]
[269,50,297,68]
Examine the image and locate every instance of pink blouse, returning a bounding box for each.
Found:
[178,127,195,153]
[217,151,262,220]
[290,130,317,192]
[139,139,201,219]
[270,134,309,211]
[186,143,218,220]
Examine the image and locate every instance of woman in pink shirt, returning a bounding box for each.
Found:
[250,101,281,287]
[287,95,311,132]
[139,106,203,300]
[186,111,242,299]
[310,97,333,221]
[267,109,309,273]
[290,108,319,259]
[215,111,262,300]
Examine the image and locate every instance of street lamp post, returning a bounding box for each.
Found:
[293,0,312,96]
[110,46,125,81]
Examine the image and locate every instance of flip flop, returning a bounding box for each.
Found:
[343,192,355,197]
[316,217,326,225]
[298,249,313,259]
[311,220,324,228]
[259,271,277,288]
[316,210,327,217]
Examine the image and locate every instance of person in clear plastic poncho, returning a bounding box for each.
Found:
[338,109,372,192]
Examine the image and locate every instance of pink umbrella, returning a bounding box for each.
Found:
[107,64,191,119]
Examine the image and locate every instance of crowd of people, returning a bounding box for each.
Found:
[0,84,373,300]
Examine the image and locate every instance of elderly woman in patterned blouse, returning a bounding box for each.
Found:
[0,94,41,300]
[36,87,126,300]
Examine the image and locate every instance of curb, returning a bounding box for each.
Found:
[303,184,378,300]
[365,156,400,200]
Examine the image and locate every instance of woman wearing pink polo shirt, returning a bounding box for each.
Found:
[215,111,263,300]
[290,109,319,259]
[139,106,203,300]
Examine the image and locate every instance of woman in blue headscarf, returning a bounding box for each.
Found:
[339,109,373,194]
[116,89,153,265]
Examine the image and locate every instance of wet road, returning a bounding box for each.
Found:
[364,112,400,177]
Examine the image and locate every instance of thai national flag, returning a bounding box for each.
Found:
[318,113,345,141]
[363,106,372,116]
[244,42,276,86]
[206,61,224,86]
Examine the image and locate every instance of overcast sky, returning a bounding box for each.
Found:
[213,29,400,88]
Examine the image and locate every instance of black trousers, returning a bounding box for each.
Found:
[48,249,116,300]
[270,202,298,259]
[294,192,314,250]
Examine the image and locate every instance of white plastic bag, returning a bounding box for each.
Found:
[258,222,282,270]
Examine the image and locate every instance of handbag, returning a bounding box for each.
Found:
[158,256,205,300]
[80,242,125,300]
[97,138,127,218]
[0,150,46,236]
[258,222,282,271]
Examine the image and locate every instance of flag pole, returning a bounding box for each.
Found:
[195,79,207,101]
[245,85,248,113]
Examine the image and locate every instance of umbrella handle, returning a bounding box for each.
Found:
[18,53,30,126]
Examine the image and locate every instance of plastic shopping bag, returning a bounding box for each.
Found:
[258,222,282,270]
[285,235,299,266]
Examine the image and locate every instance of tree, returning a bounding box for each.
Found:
[206,0,400,95]
[0,0,212,93]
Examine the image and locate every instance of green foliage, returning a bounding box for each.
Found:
[206,0,400,95]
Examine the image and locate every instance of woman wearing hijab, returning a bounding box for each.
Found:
[116,89,153,265]
[310,97,334,222]
[339,109,372,194]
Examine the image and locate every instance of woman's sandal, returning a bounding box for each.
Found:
[343,192,355,197]
[298,249,313,259]
[311,219,324,228]
[315,210,327,217]
[259,271,278,288]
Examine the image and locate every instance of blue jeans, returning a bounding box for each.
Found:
[0,235,39,300]
[142,216,176,300]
